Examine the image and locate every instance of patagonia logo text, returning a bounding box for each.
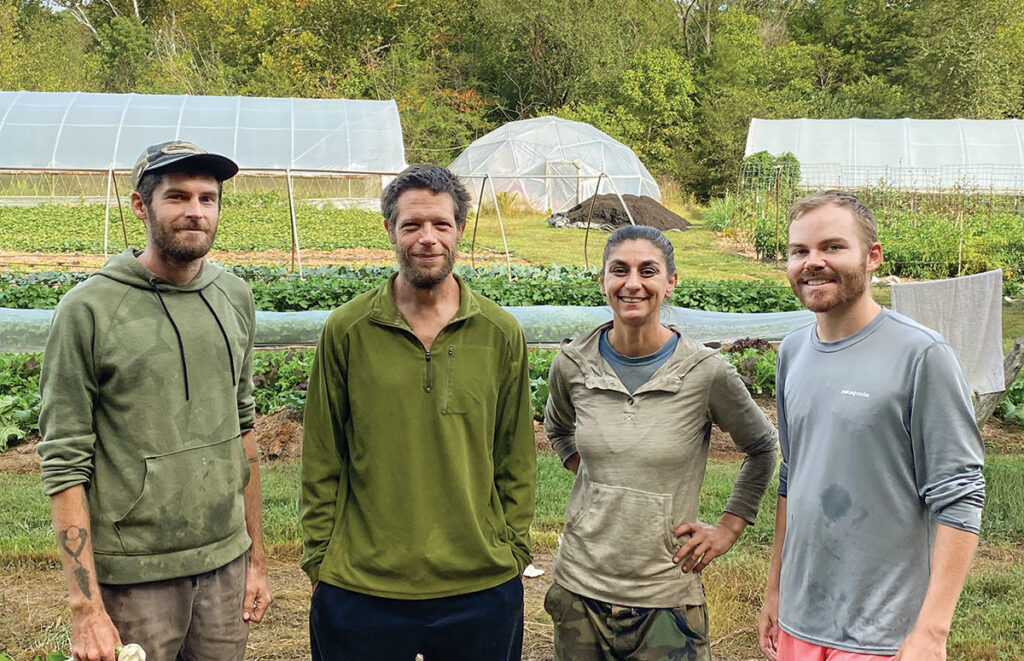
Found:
[840,389,870,398]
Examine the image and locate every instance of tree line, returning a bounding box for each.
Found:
[2,0,1023,196]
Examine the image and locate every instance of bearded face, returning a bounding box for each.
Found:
[142,172,220,264]
[387,189,464,290]
[786,204,879,315]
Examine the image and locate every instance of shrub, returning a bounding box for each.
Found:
[0,353,42,450]
[529,348,558,421]
[252,349,314,414]
[723,343,777,396]
[1001,370,1024,425]
[1,266,802,313]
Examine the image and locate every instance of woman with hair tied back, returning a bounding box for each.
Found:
[543,225,779,661]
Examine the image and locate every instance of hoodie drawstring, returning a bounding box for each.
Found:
[148,282,238,401]
[197,289,237,385]
[149,280,191,401]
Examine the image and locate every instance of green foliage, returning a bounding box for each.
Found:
[0,193,389,253]
[909,0,1024,118]
[528,348,558,421]
[752,212,788,263]
[98,16,153,91]
[0,3,99,92]
[715,185,1024,293]
[0,353,42,451]
[0,272,79,308]
[252,349,314,414]
[1000,370,1024,426]
[723,340,777,397]
[557,47,696,177]
[740,151,801,191]
[674,279,801,313]
[2,265,802,313]
[470,0,676,111]
[877,211,1024,286]
[703,195,740,233]
[978,456,1024,543]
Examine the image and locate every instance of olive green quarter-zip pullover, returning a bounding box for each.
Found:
[300,274,536,599]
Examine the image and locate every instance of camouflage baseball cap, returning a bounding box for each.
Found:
[131,140,239,190]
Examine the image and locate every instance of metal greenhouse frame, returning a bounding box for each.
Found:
[0,91,407,273]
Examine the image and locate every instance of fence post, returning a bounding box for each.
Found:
[469,174,489,269]
[286,169,303,277]
[583,173,606,270]
[773,165,782,261]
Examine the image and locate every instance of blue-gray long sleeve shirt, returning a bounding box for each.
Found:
[776,308,985,655]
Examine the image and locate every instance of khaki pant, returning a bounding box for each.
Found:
[100,552,249,661]
[544,582,710,661]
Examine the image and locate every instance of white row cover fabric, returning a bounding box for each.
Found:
[892,269,1004,396]
[449,116,660,212]
[746,118,1024,191]
[0,91,406,173]
[1,305,813,352]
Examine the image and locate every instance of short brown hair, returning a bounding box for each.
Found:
[787,190,878,249]
[381,164,471,230]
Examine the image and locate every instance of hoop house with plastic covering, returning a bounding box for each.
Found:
[0,91,405,173]
[449,116,660,212]
[0,91,407,270]
[745,118,1024,191]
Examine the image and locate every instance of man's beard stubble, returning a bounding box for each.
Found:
[396,243,458,290]
[791,260,870,314]
[151,221,216,263]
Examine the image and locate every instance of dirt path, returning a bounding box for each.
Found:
[0,248,530,271]
[0,544,555,660]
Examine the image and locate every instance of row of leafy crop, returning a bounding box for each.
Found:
[0,265,802,313]
[0,192,392,253]
[6,345,1023,451]
[706,194,1024,295]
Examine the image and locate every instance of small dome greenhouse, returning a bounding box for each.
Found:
[449,116,660,213]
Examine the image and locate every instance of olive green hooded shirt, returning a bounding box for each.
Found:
[39,249,256,585]
[300,274,536,599]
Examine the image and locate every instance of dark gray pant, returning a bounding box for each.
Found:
[100,552,249,661]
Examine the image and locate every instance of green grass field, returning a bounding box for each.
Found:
[465,202,787,281]
[5,456,1023,658]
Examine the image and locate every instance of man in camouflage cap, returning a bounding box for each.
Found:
[40,140,271,661]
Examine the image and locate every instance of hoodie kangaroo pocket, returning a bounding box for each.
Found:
[562,482,678,579]
[114,436,249,555]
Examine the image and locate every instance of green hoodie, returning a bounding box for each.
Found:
[38,249,256,585]
[300,274,536,598]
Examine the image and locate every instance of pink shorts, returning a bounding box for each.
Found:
[778,630,895,661]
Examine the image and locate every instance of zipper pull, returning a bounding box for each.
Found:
[448,346,454,358]
[424,349,432,392]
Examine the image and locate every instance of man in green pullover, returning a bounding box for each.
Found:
[301,164,536,660]
[39,141,271,661]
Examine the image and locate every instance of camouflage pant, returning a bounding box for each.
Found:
[544,583,710,661]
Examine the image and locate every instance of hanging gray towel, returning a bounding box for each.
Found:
[891,269,1004,396]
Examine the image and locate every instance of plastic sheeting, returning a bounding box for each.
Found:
[0,91,406,173]
[0,306,814,353]
[745,118,1024,191]
[449,116,660,212]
